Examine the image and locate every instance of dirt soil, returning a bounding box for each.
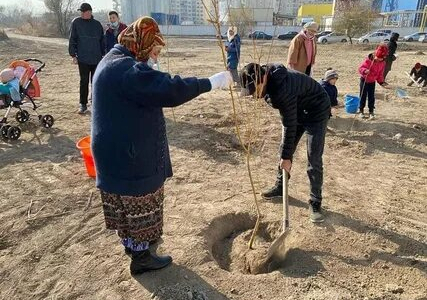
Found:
[0,36,426,300]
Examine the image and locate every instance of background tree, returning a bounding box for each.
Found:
[43,0,78,37]
[333,3,378,44]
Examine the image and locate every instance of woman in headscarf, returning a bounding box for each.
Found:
[91,17,232,275]
[287,22,318,76]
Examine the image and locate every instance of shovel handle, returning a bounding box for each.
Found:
[283,169,289,232]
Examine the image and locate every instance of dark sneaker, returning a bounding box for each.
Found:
[261,185,282,200]
[309,201,324,223]
[130,249,172,275]
[78,104,87,114]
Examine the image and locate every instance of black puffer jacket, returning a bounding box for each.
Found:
[264,64,331,159]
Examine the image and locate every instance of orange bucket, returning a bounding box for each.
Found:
[76,136,96,178]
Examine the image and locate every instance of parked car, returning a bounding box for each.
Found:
[248,31,273,40]
[358,32,391,44]
[277,31,298,40]
[419,34,427,43]
[316,30,332,38]
[317,32,349,44]
[376,29,392,34]
[403,32,426,42]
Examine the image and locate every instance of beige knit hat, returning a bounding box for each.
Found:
[303,22,318,32]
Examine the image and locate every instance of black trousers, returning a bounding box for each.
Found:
[383,60,393,80]
[305,64,312,76]
[275,119,328,203]
[78,62,97,105]
[359,78,376,113]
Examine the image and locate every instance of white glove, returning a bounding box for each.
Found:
[209,71,233,90]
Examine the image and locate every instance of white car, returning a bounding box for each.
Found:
[403,32,426,42]
[358,32,391,44]
[317,32,349,44]
[419,34,427,43]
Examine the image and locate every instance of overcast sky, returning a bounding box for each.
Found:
[0,0,113,13]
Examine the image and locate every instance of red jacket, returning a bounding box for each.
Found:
[358,54,386,84]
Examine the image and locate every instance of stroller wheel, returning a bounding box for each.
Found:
[7,126,21,140]
[40,114,54,128]
[1,124,11,139]
[16,110,30,123]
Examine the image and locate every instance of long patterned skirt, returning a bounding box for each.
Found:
[100,186,164,244]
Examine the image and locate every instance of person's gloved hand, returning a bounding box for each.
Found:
[209,71,233,90]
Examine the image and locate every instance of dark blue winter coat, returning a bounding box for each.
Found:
[226,34,241,70]
[91,45,212,196]
[319,79,338,107]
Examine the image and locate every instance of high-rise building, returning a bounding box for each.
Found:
[119,0,207,25]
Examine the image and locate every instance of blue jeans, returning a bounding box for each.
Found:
[276,119,328,203]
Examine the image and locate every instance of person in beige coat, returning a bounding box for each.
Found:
[287,22,318,76]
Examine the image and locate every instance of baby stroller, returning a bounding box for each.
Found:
[0,58,54,141]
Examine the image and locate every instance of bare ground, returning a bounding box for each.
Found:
[0,36,426,300]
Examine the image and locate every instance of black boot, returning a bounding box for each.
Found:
[130,249,172,275]
[261,184,282,200]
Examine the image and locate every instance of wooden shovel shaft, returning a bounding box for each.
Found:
[283,169,289,232]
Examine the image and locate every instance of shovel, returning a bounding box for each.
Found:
[266,169,290,263]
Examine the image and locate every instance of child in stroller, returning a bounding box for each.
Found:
[0,59,54,141]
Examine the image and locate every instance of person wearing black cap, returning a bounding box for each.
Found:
[240,63,331,223]
[69,2,105,114]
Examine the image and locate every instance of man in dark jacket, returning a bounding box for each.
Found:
[383,32,399,80]
[240,63,331,222]
[105,10,127,53]
[69,3,105,114]
[407,62,427,87]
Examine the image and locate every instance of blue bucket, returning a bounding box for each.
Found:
[344,94,360,114]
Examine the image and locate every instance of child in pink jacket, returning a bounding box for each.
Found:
[358,44,390,119]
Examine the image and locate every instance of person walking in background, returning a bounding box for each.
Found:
[69,2,105,114]
[383,32,399,80]
[358,44,390,120]
[105,10,127,53]
[287,22,318,76]
[91,16,233,275]
[225,26,241,87]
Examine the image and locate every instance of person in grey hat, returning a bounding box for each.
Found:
[69,2,105,114]
[319,68,339,111]
[287,22,318,76]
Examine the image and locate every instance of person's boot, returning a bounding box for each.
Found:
[309,200,324,223]
[359,109,366,119]
[369,111,375,120]
[261,184,282,200]
[130,249,172,275]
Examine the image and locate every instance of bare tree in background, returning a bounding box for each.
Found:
[44,0,78,37]
[333,2,378,44]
